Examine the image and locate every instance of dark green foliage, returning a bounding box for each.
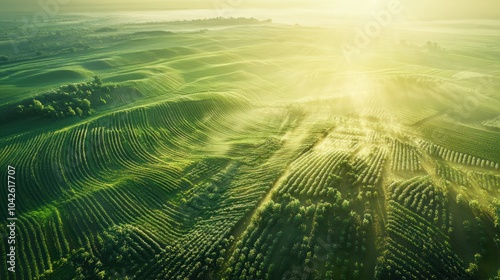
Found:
[69,248,104,280]
[95,27,118,33]
[6,77,116,120]
[67,225,157,280]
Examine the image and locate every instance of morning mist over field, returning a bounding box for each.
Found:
[2,0,500,20]
[1,0,500,279]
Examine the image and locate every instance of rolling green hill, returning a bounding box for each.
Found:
[0,17,499,280]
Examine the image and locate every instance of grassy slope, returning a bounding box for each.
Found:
[0,19,499,279]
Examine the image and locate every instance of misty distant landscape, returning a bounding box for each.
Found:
[1,1,500,279]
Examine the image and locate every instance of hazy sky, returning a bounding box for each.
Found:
[2,0,500,20]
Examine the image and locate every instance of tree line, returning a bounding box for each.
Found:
[5,76,116,121]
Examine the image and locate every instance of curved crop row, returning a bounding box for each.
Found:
[389,139,421,172]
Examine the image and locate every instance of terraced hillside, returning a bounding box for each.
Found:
[1,18,500,279]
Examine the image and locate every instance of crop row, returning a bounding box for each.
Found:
[141,218,237,279]
[420,141,499,169]
[1,94,245,218]
[468,171,500,192]
[376,201,467,279]
[389,139,421,172]
[352,147,387,186]
[388,177,450,229]
[222,190,369,280]
[436,163,469,186]
[135,156,278,279]
[435,163,500,192]
[278,150,350,197]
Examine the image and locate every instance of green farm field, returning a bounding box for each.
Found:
[0,11,500,280]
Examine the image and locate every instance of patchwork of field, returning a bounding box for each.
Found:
[0,17,500,279]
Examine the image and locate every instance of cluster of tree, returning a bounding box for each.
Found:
[69,247,107,280]
[95,27,118,33]
[12,76,115,120]
[172,17,271,26]
[426,41,442,51]
[68,225,150,279]
[357,185,379,202]
[426,143,499,169]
